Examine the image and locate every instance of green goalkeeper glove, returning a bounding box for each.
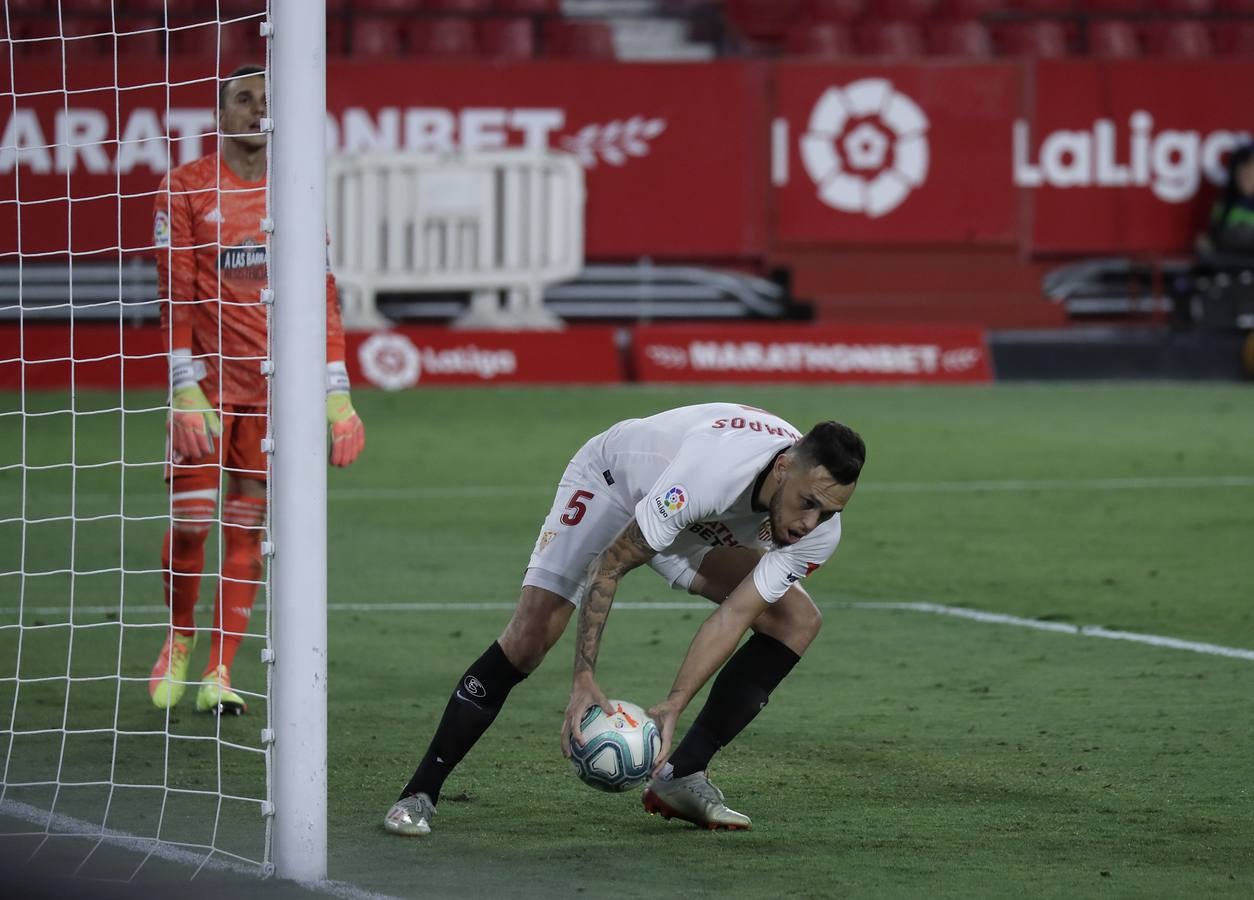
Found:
[326,362,365,468]
[169,351,220,461]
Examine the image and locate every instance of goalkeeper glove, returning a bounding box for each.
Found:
[326,362,365,468]
[169,350,220,461]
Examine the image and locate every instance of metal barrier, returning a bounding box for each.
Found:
[326,150,585,329]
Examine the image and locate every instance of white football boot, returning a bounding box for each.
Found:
[383,793,436,836]
[642,771,752,830]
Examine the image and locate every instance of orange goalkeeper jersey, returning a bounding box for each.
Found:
[154,153,346,407]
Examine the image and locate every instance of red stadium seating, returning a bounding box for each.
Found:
[478,16,536,59]
[1215,0,1254,10]
[407,17,479,56]
[1013,0,1079,12]
[542,20,617,58]
[857,21,927,55]
[361,0,425,11]
[866,0,940,18]
[1087,20,1140,58]
[935,0,1008,18]
[350,18,405,56]
[1079,0,1146,12]
[1141,21,1213,57]
[494,0,563,13]
[1149,0,1213,11]
[726,0,805,41]
[927,20,995,57]
[326,16,349,55]
[785,22,857,56]
[804,0,869,21]
[997,21,1072,56]
[421,0,494,12]
[168,18,266,59]
[1213,21,1254,55]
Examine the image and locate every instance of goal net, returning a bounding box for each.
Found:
[0,0,323,883]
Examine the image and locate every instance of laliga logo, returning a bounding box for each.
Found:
[800,78,929,218]
[359,332,421,391]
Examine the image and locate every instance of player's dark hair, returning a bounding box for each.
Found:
[793,421,865,485]
[219,64,265,109]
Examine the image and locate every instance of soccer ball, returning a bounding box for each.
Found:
[568,699,661,793]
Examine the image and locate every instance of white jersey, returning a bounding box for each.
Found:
[585,403,842,602]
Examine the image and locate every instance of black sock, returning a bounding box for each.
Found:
[668,632,800,778]
[399,641,527,804]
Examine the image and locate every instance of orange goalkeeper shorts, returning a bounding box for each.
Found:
[166,404,269,491]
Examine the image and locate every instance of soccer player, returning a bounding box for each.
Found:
[147,64,366,716]
[385,404,864,834]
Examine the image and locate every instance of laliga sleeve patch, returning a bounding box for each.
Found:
[153,210,170,247]
[652,484,688,520]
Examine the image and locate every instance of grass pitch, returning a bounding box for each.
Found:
[1,383,1252,898]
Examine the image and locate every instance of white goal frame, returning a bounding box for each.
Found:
[268,0,328,883]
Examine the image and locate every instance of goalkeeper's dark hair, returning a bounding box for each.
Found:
[219,64,265,109]
[791,421,866,486]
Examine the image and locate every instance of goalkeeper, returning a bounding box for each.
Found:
[148,64,365,716]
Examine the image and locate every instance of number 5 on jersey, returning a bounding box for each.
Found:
[561,490,595,526]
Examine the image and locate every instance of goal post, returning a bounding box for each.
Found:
[0,0,329,884]
[268,0,328,883]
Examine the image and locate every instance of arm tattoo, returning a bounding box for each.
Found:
[573,520,656,677]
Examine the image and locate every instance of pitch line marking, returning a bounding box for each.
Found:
[4,601,1251,662]
[320,474,1254,501]
[0,800,398,900]
[43,473,1254,506]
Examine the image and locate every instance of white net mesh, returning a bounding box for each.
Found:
[0,1,276,880]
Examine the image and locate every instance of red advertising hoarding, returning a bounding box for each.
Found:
[0,61,769,263]
[1018,61,1252,254]
[0,324,624,389]
[2,59,1250,264]
[631,323,992,384]
[344,326,625,387]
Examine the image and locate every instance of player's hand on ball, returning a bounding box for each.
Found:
[647,698,682,776]
[326,392,365,467]
[170,383,221,461]
[561,673,613,758]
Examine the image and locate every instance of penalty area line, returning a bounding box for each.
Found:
[845,600,1254,662]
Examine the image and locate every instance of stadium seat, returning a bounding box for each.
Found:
[168,18,266,59]
[478,16,536,58]
[935,0,1008,17]
[785,22,857,56]
[1213,21,1254,55]
[1086,20,1140,57]
[857,20,927,55]
[725,0,805,41]
[350,18,405,57]
[1079,0,1146,11]
[1012,0,1079,12]
[997,20,1071,56]
[866,0,940,18]
[927,20,994,56]
[804,0,869,21]
[421,0,494,11]
[542,20,617,57]
[1142,21,1213,57]
[59,17,114,57]
[326,17,349,55]
[1150,0,1213,11]
[407,17,479,56]
[361,0,425,10]
[1215,0,1254,9]
[495,0,562,12]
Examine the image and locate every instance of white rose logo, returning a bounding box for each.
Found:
[801,79,929,218]
[359,332,421,390]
